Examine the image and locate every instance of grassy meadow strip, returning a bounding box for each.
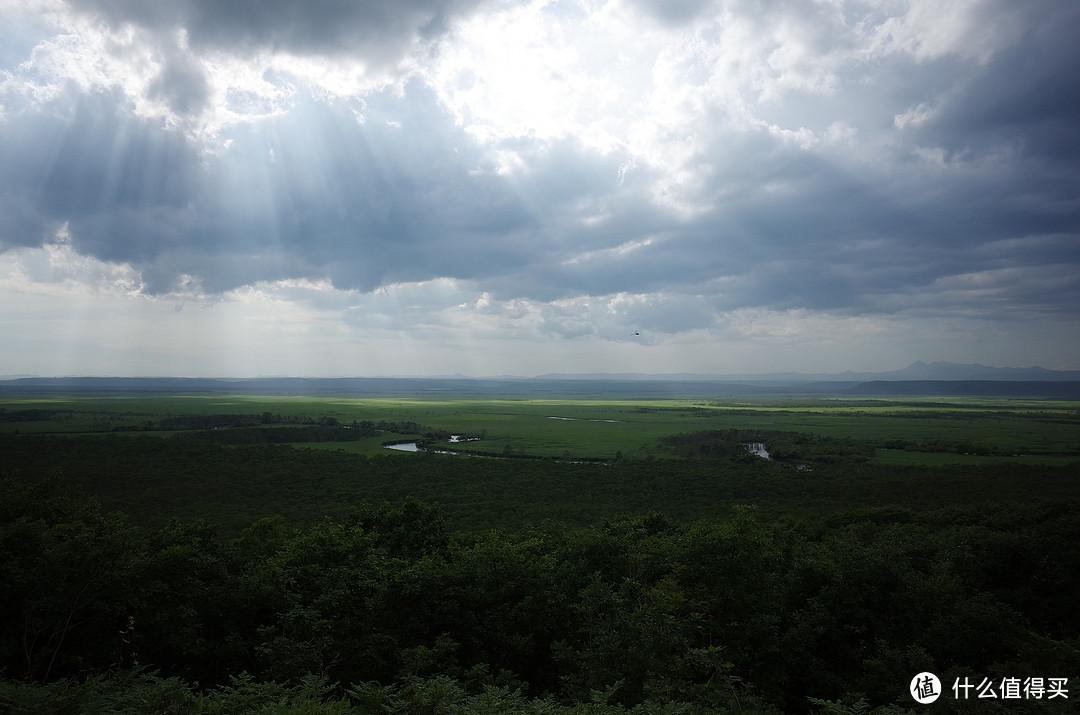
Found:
[2,394,1078,461]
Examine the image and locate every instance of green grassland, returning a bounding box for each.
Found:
[2,391,1078,535]
[3,393,1078,462]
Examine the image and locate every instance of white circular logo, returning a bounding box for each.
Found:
[910,672,941,704]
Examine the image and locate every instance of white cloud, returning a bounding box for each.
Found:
[864,0,1024,65]
[0,225,145,298]
[893,101,935,130]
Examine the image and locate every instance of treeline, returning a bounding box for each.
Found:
[81,411,456,446]
[0,407,62,422]
[879,437,1080,457]
[172,425,372,445]
[2,478,1078,713]
[170,425,465,446]
[158,413,278,430]
[3,433,1079,536]
[660,430,875,463]
[664,428,1080,462]
[156,413,430,436]
[764,433,875,463]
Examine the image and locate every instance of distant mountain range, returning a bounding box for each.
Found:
[2,363,1079,398]
[843,380,1080,397]
[534,361,1080,383]
[4,362,1078,385]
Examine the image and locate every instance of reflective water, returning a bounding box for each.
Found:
[744,442,771,459]
[385,442,421,451]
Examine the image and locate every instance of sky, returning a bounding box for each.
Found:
[1,0,1078,378]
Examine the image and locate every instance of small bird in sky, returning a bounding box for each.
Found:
[631,331,640,336]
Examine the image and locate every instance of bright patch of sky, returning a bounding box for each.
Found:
[1,0,1078,376]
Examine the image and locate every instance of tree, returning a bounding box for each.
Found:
[0,476,137,681]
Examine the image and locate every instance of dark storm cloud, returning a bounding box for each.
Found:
[147,43,211,116]
[661,2,1080,317]
[897,2,1080,169]
[66,0,484,63]
[0,75,641,295]
[191,83,551,293]
[510,85,1080,318]
[0,84,203,261]
[0,92,185,255]
[2,0,1078,342]
[0,66,618,294]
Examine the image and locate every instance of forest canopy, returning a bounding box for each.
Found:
[1,394,1078,713]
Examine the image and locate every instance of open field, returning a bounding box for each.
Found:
[2,390,1078,534]
[2,393,1078,462]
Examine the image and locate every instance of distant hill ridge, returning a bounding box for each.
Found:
[3,362,1079,385]
[844,380,1080,398]
[2,362,1080,399]
[535,361,1080,382]
[883,361,1080,381]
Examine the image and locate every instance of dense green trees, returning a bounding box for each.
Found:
[659,430,874,463]
[0,478,137,682]
[2,472,1078,713]
[3,411,1079,713]
[4,433,1078,537]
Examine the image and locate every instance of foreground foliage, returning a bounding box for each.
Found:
[2,472,1078,713]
